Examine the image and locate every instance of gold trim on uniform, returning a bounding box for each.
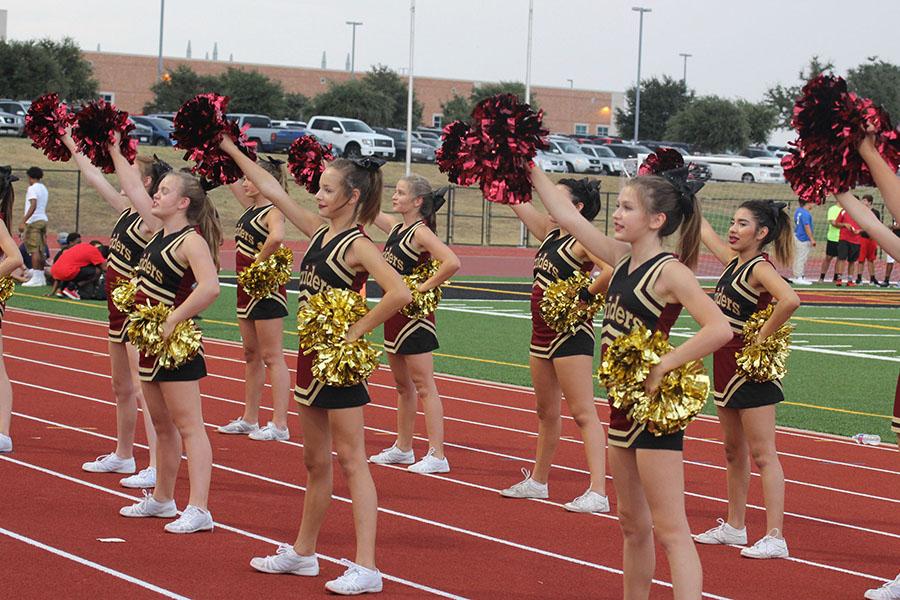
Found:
[607,419,646,448]
[237,288,288,319]
[384,318,437,353]
[713,374,784,407]
[529,321,594,359]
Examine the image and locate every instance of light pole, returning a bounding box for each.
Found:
[524,0,534,104]
[157,0,165,82]
[679,52,692,87]
[631,6,651,143]
[404,1,416,175]
[346,21,363,78]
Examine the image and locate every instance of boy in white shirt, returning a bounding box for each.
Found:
[20,167,49,287]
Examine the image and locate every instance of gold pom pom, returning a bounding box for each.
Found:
[111,278,137,313]
[126,301,202,369]
[296,288,381,386]
[158,319,203,370]
[238,246,294,300]
[597,324,709,435]
[539,271,604,334]
[735,305,793,382]
[0,276,15,303]
[401,259,443,319]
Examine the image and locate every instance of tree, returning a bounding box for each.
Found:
[469,81,537,108]
[666,96,749,153]
[0,37,97,102]
[38,38,97,102]
[282,92,312,120]
[144,65,218,113]
[360,65,423,127]
[310,79,393,126]
[764,56,835,129]
[614,75,693,141]
[847,58,900,121]
[737,100,778,146]
[216,67,286,116]
[440,93,471,123]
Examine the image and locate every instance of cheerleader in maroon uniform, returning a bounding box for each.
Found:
[533,164,731,599]
[61,130,168,489]
[693,202,799,559]
[216,158,291,442]
[368,174,460,473]
[0,167,24,453]
[219,137,410,595]
[498,178,613,513]
[118,171,221,534]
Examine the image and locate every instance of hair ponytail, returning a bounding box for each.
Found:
[399,173,448,231]
[677,195,701,270]
[260,156,289,193]
[0,166,16,230]
[739,200,794,267]
[330,158,384,226]
[171,171,223,269]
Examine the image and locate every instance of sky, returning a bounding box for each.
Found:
[4,0,899,103]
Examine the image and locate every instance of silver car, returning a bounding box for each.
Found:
[0,110,24,137]
[547,138,602,174]
[535,149,566,173]
[580,144,625,175]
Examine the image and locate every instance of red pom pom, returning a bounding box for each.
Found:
[287,135,334,193]
[71,100,137,173]
[25,93,75,162]
[173,93,257,185]
[436,94,548,204]
[637,147,684,176]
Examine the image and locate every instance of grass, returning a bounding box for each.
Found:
[7,284,898,441]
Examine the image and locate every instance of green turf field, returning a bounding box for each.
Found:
[8,284,898,441]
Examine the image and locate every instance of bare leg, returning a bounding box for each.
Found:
[255,318,291,430]
[529,356,562,485]
[159,380,212,509]
[554,354,607,494]
[387,353,416,452]
[609,446,654,600]
[109,341,138,459]
[238,318,263,425]
[0,336,12,436]
[717,406,750,529]
[741,405,784,535]
[294,406,333,556]
[142,382,179,503]
[126,342,159,468]
[405,352,445,459]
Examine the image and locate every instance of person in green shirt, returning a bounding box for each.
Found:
[819,199,843,282]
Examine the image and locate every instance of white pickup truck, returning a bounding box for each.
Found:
[305,116,395,159]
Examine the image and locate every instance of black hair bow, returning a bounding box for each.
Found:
[428,186,450,215]
[264,155,285,167]
[151,154,173,180]
[662,167,704,216]
[349,157,386,172]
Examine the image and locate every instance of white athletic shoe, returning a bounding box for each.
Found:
[407,448,450,474]
[82,453,136,474]
[368,444,414,465]
[217,418,258,435]
[793,278,813,285]
[0,433,11,453]
[865,573,900,600]
[119,490,177,518]
[164,505,214,534]
[21,271,46,287]
[740,529,789,559]
[325,560,383,595]
[500,468,548,499]
[694,518,748,545]
[120,467,157,489]
[250,544,319,576]
[563,489,610,513]
[248,421,290,441]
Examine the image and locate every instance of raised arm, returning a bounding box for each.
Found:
[371,211,398,234]
[163,233,221,338]
[220,136,323,238]
[228,181,255,210]
[859,133,900,221]
[344,238,412,341]
[509,201,552,241]
[257,208,285,261]
[61,130,129,213]
[750,261,800,341]
[530,165,629,265]
[108,138,161,231]
[699,216,735,265]
[835,192,900,260]
[413,226,461,291]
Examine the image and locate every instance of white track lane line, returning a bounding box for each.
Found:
[0,527,190,599]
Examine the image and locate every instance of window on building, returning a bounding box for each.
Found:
[99,92,115,103]
[596,125,609,136]
[320,77,327,84]
[574,123,588,136]
[432,114,443,128]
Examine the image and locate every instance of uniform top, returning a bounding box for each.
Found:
[383,220,430,276]
[713,254,773,334]
[235,203,276,260]
[296,225,369,304]
[601,252,682,351]
[533,228,590,291]
[133,225,197,309]
[107,209,150,277]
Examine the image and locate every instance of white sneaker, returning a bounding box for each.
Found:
[500,468,548,499]
[0,433,11,453]
[740,528,789,559]
[120,467,156,489]
[694,518,748,545]
[22,271,46,287]
[369,444,414,465]
[250,544,319,576]
[249,421,290,441]
[164,505,214,534]
[82,453,136,474]
[408,448,450,474]
[793,278,813,285]
[119,490,177,518]
[325,559,383,595]
[563,489,610,513]
[217,418,258,435]
[866,573,900,600]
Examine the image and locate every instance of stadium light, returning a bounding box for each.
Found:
[632,6,651,143]
[346,21,363,78]
[157,0,165,82]
[405,1,416,175]
[679,52,692,87]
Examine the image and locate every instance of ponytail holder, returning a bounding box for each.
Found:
[264,155,285,167]
[428,186,449,216]
[151,154,173,180]
[767,200,787,218]
[661,167,703,217]
[349,157,386,172]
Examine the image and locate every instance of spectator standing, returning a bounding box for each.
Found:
[819,198,843,282]
[883,218,900,288]
[20,167,49,287]
[855,195,881,285]
[834,204,863,287]
[792,198,815,284]
[49,233,106,300]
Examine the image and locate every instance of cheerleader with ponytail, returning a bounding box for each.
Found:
[368,174,461,474]
[0,167,25,453]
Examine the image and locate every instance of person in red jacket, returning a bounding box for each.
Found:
[49,233,107,299]
[834,204,862,287]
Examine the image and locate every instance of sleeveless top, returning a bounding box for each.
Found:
[713,254,773,334]
[133,226,197,309]
[107,209,150,277]
[235,204,276,263]
[297,225,369,304]
[533,228,589,291]
[383,220,430,276]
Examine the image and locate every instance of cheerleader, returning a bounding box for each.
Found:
[367,175,460,473]
[0,167,25,453]
[216,157,291,442]
[533,164,731,599]
[219,137,410,595]
[61,130,166,489]
[118,170,222,534]
[499,178,612,513]
[693,202,800,559]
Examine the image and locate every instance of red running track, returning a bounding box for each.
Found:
[1,308,898,599]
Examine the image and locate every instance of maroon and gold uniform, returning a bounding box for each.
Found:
[235,203,288,320]
[106,209,150,341]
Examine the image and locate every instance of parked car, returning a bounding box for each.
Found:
[145,112,175,122]
[411,131,441,148]
[272,120,307,130]
[306,116,395,159]
[226,114,285,153]
[547,138,602,173]
[740,146,777,159]
[705,155,784,183]
[604,142,655,159]
[372,127,435,162]
[0,110,25,136]
[126,118,152,144]
[579,144,625,175]
[535,149,566,173]
[641,140,693,155]
[0,99,30,135]
[132,115,175,146]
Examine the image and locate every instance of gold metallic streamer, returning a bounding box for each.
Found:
[735,305,793,382]
[126,301,202,369]
[401,259,443,319]
[0,276,15,303]
[111,278,137,313]
[539,270,605,334]
[237,246,294,300]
